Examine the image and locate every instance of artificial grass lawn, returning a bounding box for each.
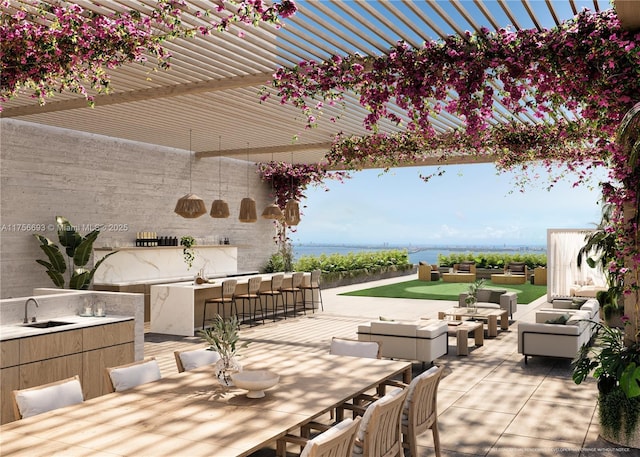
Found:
[340,279,547,304]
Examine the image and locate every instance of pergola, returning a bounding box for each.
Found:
[2,0,638,168]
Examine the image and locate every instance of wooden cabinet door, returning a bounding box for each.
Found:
[19,353,83,390]
[1,339,20,369]
[82,343,134,399]
[1,367,20,424]
[19,330,82,364]
[82,321,134,351]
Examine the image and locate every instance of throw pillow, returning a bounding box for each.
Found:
[545,314,570,325]
[488,290,505,303]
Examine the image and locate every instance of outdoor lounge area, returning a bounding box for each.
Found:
[141,277,623,456]
[1,0,639,456]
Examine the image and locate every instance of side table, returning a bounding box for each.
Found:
[447,321,483,356]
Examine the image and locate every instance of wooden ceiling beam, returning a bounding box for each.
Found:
[1,72,273,117]
[195,142,334,160]
[615,0,640,30]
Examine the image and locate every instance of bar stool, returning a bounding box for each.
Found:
[203,279,238,329]
[280,272,304,316]
[260,273,284,321]
[235,276,264,326]
[300,269,323,312]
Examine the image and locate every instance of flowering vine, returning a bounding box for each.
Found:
[0,0,296,106]
[257,161,349,209]
[266,8,640,304]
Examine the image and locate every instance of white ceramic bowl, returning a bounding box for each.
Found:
[230,370,279,398]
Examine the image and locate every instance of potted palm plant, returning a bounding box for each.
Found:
[572,319,640,447]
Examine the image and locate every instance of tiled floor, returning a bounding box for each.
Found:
[144,276,634,457]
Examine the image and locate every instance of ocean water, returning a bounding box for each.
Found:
[293,244,546,265]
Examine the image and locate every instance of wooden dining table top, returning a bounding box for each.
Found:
[0,351,411,457]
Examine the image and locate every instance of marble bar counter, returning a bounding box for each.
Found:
[150,272,308,336]
[93,245,238,285]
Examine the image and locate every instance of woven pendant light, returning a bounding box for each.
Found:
[239,197,258,222]
[284,199,301,226]
[239,146,257,223]
[210,135,230,218]
[261,203,283,219]
[175,130,207,218]
[261,153,283,219]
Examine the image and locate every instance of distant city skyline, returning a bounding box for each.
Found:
[290,163,607,247]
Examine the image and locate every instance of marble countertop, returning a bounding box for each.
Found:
[0,315,134,341]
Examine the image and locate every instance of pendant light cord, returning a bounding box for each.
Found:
[217,135,222,198]
[189,129,193,193]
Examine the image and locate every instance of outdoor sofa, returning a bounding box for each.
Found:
[458,288,518,318]
[357,320,448,365]
[517,298,599,364]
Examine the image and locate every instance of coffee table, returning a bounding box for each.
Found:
[442,272,475,283]
[491,273,526,285]
[447,321,483,356]
[438,307,509,337]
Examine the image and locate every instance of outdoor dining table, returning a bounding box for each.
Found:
[0,350,411,457]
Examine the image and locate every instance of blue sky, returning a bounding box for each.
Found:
[291,163,607,247]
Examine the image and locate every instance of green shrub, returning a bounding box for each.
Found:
[437,252,546,269]
[266,249,411,273]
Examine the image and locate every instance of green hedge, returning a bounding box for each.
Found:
[295,249,411,272]
[437,252,547,269]
[263,249,411,273]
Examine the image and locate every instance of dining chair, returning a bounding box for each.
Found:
[174,347,220,373]
[105,357,161,392]
[280,271,304,316]
[203,279,238,329]
[235,276,264,325]
[276,417,361,457]
[329,337,381,359]
[300,269,323,312]
[12,375,84,420]
[401,365,444,457]
[260,273,285,321]
[353,387,408,457]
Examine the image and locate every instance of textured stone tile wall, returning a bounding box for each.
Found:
[0,119,278,298]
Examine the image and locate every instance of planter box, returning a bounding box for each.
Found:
[320,265,417,289]
[438,267,502,280]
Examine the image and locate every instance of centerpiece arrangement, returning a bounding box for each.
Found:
[200,315,247,386]
[465,279,486,312]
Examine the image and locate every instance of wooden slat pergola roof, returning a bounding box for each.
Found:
[2,0,637,168]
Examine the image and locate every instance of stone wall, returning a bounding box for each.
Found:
[0,119,278,298]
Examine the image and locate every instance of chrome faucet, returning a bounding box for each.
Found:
[24,297,39,323]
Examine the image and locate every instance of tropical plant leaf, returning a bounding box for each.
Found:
[46,269,66,288]
[73,229,100,267]
[56,216,82,257]
[69,269,91,289]
[620,362,640,399]
[34,234,66,274]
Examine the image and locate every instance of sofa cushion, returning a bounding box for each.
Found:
[566,310,590,326]
[476,289,492,302]
[457,263,471,272]
[416,320,448,338]
[371,321,418,337]
[489,290,506,303]
[509,263,526,274]
[545,314,570,325]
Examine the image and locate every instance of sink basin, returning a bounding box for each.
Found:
[23,320,74,329]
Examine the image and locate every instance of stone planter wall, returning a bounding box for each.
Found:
[320,265,417,289]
